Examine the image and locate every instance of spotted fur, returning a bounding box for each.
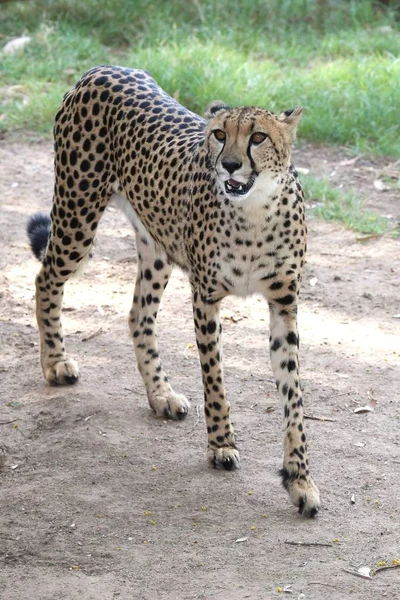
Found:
[28,65,320,516]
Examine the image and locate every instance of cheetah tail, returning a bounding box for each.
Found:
[26,212,51,264]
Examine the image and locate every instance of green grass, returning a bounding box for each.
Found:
[0,1,399,235]
[301,175,391,234]
[1,0,399,155]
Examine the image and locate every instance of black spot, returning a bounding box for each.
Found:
[84,119,93,132]
[81,160,91,172]
[79,179,89,192]
[95,76,108,86]
[207,320,217,334]
[271,339,281,351]
[270,281,284,290]
[276,294,294,306]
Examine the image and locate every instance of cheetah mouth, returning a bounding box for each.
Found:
[224,175,256,196]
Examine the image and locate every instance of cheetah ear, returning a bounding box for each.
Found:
[205,101,230,120]
[278,106,303,141]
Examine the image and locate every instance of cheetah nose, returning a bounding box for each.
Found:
[222,158,242,175]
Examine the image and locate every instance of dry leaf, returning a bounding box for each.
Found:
[358,566,373,578]
[354,397,377,414]
[356,234,382,242]
[339,156,360,167]
[343,566,372,579]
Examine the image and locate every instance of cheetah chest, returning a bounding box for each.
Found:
[217,247,278,298]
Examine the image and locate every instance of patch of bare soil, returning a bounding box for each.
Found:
[0,140,399,600]
[293,144,400,225]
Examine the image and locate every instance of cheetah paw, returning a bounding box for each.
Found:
[207,446,240,471]
[150,392,190,421]
[45,358,80,386]
[280,468,320,517]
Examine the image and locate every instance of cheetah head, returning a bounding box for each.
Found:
[205,102,303,204]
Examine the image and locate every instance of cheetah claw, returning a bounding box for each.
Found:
[45,358,80,386]
[279,467,320,517]
[207,446,240,471]
[150,392,190,421]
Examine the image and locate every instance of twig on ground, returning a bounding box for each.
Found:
[186,404,201,435]
[191,0,205,22]
[304,414,336,422]
[284,540,332,548]
[326,391,354,400]
[374,564,400,575]
[81,328,103,342]
[0,420,17,425]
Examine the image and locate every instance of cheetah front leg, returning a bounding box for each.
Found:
[191,288,240,470]
[268,300,320,516]
[129,235,189,420]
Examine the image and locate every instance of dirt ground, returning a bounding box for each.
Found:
[0,140,399,600]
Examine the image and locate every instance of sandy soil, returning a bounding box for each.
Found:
[0,140,399,600]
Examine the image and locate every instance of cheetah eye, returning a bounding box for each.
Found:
[213,129,226,142]
[250,132,267,145]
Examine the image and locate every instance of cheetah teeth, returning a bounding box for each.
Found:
[225,179,253,195]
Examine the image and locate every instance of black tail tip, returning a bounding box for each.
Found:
[27,213,51,262]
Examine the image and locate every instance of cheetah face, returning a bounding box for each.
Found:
[205,102,303,204]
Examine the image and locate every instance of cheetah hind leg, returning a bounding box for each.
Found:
[28,211,99,386]
[123,203,189,421]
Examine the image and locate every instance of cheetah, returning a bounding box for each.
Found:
[27,65,320,517]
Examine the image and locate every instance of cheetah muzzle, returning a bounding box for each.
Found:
[27,65,320,518]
